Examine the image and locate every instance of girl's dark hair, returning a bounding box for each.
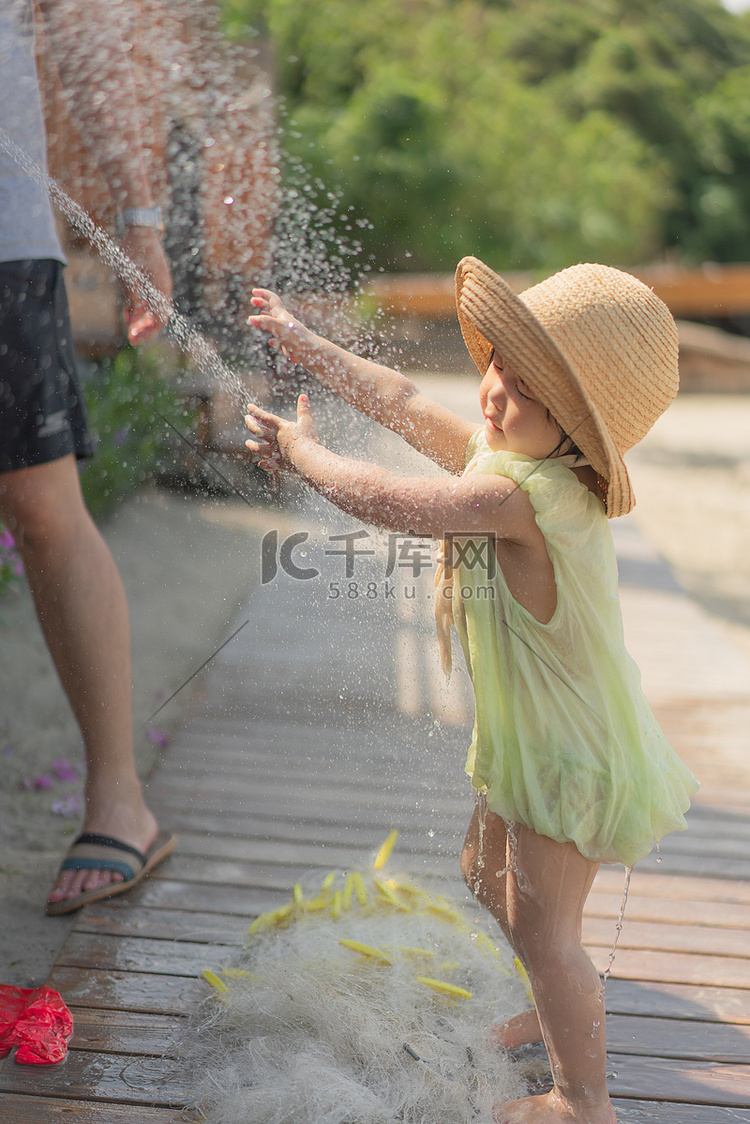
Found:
[546,410,585,461]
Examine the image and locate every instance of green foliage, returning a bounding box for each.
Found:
[79,347,194,518]
[223,0,750,271]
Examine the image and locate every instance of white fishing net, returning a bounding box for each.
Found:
[185,834,537,1123]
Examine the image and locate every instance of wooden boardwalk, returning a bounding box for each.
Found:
[1,506,749,1123]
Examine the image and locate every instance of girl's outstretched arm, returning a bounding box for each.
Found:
[248,289,477,475]
[245,397,536,544]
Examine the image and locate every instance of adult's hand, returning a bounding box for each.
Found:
[118,226,173,344]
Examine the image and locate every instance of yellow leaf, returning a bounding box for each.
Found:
[416,976,472,1000]
[373,829,399,871]
[339,939,392,965]
[203,969,229,993]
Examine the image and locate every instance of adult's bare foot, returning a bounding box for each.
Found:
[46,794,159,908]
[493,1090,617,1123]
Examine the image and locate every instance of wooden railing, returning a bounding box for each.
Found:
[364,264,750,319]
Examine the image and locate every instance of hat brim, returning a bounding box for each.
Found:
[455,257,633,518]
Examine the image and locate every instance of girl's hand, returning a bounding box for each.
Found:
[247,288,309,363]
[244,394,318,473]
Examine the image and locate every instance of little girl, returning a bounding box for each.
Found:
[244,257,699,1124]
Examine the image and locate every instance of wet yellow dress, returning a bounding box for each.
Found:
[452,431,699,868]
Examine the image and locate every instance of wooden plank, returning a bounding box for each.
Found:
[586,889,750,931]
[166,831,458,872]
[608,1051,750,1106]
[164,741,442,776]
[613,1100,750,1123]
[148,855,356,890]
[605,979,750,1024]
[593,867,750,907]
[148,785,474,829]
[97,876,292,917]
[608,1014,750,1063]
[164,748,750,845]
[583,915,750,958]
[634,853,750,882]
[590,946,750,988]
[101,875,750,942]
[673,814,750,843]
[70,1009,184,1056]
[148,772,474,817]
[8,1093,737,1124]
[652,833,750,862]
[0,1050,187,1106]
[76,903,255,943]
[145,807,466,851]
[155,753,447,791]
[55,933,236,977]
[46,967,204,1015]
[148,852,461,890]
[362,265,750,318]
[0,1095,187,1124]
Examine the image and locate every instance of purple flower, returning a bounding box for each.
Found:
[51,758,78,782]
[146,727,170,749]
[112,426,130,446]
[33,773,54,790]
[51,794,83,817]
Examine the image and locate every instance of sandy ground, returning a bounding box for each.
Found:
[0,388,749,989]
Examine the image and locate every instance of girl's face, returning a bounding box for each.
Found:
[479,353,563,459]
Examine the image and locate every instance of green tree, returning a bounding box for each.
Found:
[224,0,750,271]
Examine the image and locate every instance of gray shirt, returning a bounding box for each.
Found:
[0,0,64,263]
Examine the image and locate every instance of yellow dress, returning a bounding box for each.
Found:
[453,431,699,868]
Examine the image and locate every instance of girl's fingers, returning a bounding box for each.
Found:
[245,438,275,457]
[296,393,318,441]
[245,403,283,429]
[249,288,287,319]
[244,415,267,436]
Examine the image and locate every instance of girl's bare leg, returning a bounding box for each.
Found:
[492,1008,544,1049]
[462,809,616,1123]
[462,805,543,1048]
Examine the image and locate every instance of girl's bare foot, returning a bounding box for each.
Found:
[493,1090,617,1123]
[492,1008,543,1048]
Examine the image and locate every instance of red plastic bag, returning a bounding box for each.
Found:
[0,984,74,1064]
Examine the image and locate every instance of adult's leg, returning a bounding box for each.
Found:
[0,455,158,905]
[496,825,615,1124]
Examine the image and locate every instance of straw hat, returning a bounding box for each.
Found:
[455,257,680,518]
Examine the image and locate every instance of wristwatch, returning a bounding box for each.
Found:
[115,206,165,235]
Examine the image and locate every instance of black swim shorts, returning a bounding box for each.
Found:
[0,259,95,473]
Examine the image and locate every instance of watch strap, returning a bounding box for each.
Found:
[115,206,164,234]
